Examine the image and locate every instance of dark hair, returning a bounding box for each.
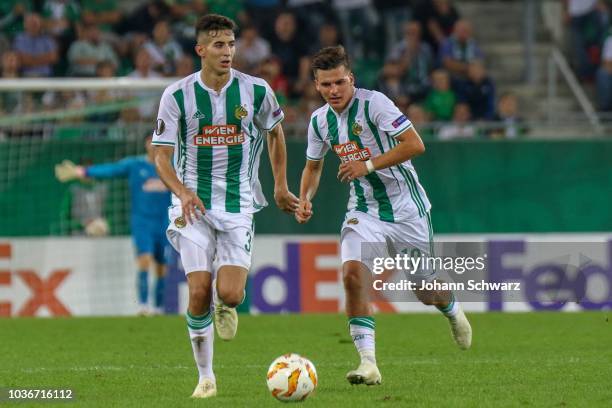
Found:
[195,14,237,39]
[311,45,350,75]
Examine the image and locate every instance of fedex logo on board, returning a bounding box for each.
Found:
[248,240,612,313]
[250,242,396,313]
[0,243,71,316]
[487,240,612,311]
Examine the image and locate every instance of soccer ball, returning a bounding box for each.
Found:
[266,353,318,402]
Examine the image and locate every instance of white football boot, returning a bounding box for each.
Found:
[346,360,382,385]
[191,378,217,398]
[137,305,150,317]
[213,279,238,341]
[449,306,472,350]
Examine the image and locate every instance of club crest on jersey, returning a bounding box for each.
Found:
[351,121,363,136]
[234,104,248,120]
[174,216,186,228]
[333,141,371,163]
[347,218,359,225]
[194,125,245,146]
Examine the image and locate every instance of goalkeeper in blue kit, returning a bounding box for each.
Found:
[55,134,171,315]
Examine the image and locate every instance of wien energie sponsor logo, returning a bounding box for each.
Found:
[194,125,245,146]
[333,141,371,163]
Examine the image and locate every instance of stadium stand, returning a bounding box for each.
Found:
[1,1,611,139]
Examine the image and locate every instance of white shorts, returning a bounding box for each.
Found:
[340,210,435,280]
[167,206,254,274]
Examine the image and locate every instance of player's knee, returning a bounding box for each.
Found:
[189,285,210,306]
[343,266,364,292]
[218,288,243,308]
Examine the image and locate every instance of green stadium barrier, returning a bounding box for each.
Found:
[0,138,610,236]
[255,139,612,233]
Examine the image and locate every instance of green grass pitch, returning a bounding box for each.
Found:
[1,313,611,407]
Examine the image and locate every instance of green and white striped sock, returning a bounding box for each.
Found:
[348,316,376,364]
[437,293,459,318]
[186,310,214,383]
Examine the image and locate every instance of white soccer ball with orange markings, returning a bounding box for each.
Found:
[266,353,318,402]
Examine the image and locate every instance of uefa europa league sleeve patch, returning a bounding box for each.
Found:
[155,118,166,135]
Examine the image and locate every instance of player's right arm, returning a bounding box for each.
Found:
[151,87,205,224]
[296,115,329,224]
[153,146,204,224]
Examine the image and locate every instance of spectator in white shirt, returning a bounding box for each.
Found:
[235,25,270,75]
[439,103,477,140]
[127,48,161,120]
[143,20,183,76]
[67,23,118,76]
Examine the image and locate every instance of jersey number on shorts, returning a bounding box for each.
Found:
[245,231,252,252]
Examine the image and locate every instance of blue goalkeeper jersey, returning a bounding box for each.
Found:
[85,156,171,222]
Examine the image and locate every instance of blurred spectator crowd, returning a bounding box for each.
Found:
[564,0,612,112]
[0,0,527,140]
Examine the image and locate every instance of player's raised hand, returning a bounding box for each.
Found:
[55,160,85,182]
[295,199,313,224]
[338,161,368,183]
[274,188,299,213]
[178,188,205,224]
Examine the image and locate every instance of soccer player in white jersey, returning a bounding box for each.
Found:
[152,14,299,398]
[296,46,472,385]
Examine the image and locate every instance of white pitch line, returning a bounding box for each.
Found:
[3,357,589,374]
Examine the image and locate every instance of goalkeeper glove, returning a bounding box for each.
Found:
[55,160,86,182]
[85,217,109,236]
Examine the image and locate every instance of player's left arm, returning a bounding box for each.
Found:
[373,127,425,168]
[338,127,424,182]
[255,82,299,213]
[338,91,425,182]
[267,123,299,213]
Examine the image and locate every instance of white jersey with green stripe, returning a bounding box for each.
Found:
[152,69,284,214]
[306,88,431,222]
